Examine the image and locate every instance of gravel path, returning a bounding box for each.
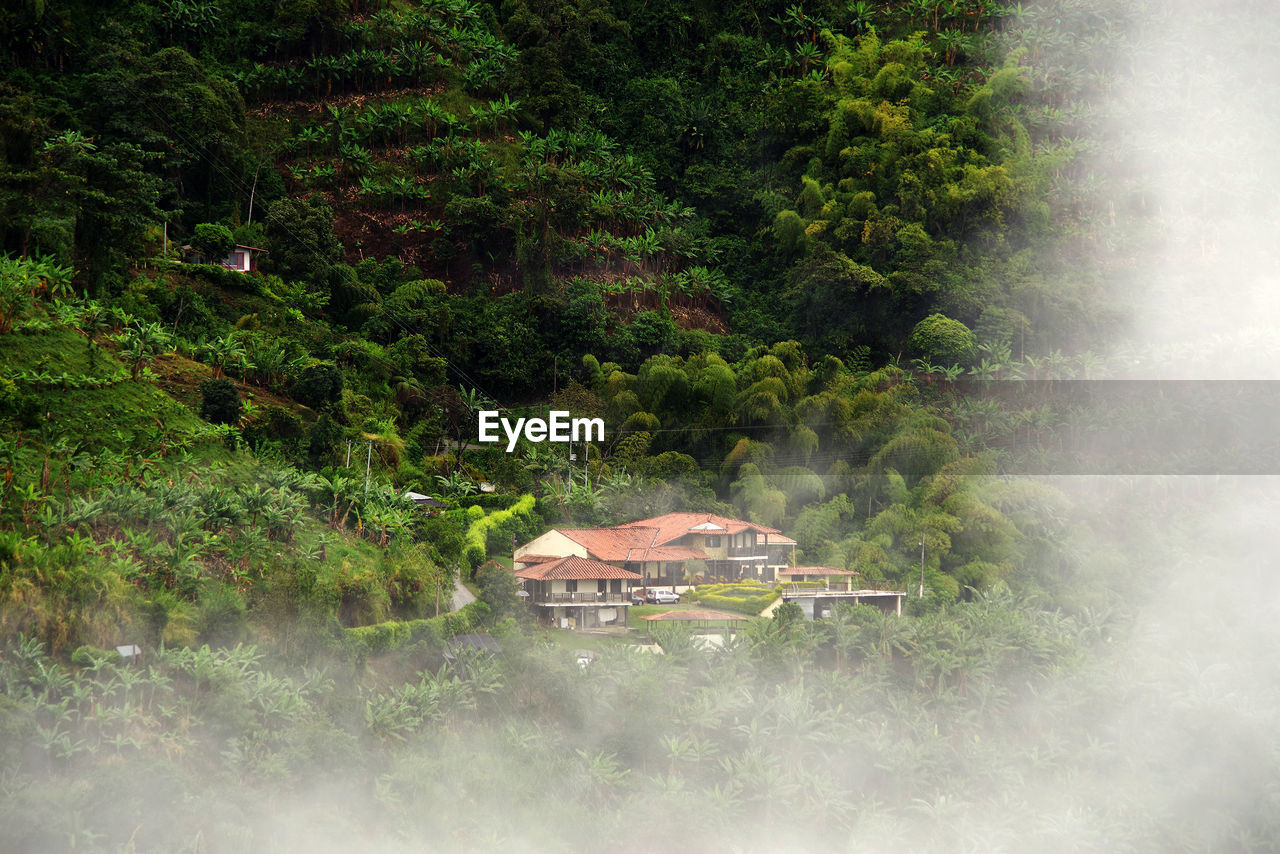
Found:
[451,582,476,612]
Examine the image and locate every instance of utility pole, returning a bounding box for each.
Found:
[345,440,352,468]
[246,158,262,226]
[363,440,373,494]
[918,534,926,598]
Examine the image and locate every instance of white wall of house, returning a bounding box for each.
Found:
[515,530,588,561]
[697,533,729,559]
[547,605,626,630]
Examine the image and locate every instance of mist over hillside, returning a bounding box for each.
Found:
[1107,0,1280,377]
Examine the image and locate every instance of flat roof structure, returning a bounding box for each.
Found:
[640,609,749,623]
[780,587,908,618]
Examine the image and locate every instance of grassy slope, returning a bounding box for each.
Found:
[0,327,205,485]
[0,323,425,656]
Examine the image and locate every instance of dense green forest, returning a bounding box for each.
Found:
[4,0,1278,851]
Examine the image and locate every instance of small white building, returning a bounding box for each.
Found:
[221,244,267,273]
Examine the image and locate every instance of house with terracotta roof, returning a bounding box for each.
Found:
[514,555,641,630]
[515,512,798,590]
[613,512,797,584]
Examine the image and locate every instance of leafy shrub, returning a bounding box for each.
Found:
[342,620,412,655]
[632,309,675,354]
[200,378,241,424]
[183,263,259,292]
[475,562,521,620]
[909,313,976,366]
[462,494,536,568]
[263,195,342,286]
[292,361,343,410]
[70,645,117,669]
[266,406,305,438]
[308,413,344,462]
[191,222,234,260]
[462,493,523,510]
[197,585,248,646]
[339,601,490,657]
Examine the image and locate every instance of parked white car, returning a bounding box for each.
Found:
[645,589,680,605]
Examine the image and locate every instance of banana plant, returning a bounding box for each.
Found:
[339,142,373,176]
[434,470,476,498]
[400,41,436,80]
[198,332,248,380]
[116,322,172,381]
[391,175,420,210]
[357,175,382,203]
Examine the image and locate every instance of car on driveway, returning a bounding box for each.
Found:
[645,589,680,605]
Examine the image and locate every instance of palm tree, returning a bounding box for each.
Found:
[391,175,419,211]
[401,42,435,82]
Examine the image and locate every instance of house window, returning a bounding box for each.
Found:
[706,535,721,548]
[565,580,577,593]
[610,579,621,594]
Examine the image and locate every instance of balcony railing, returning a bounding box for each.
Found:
[530,591,633,605]
[726,544,767,558]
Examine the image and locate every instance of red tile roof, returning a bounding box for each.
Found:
[525,513,791,566]
[556,527,708,562]
[615,513,781,547]
[557,527,660,560]
[514,555,642,581]
[514,554,559,563]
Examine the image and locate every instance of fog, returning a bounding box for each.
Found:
[997,0,1280,850]
[1108,0,1280,378]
